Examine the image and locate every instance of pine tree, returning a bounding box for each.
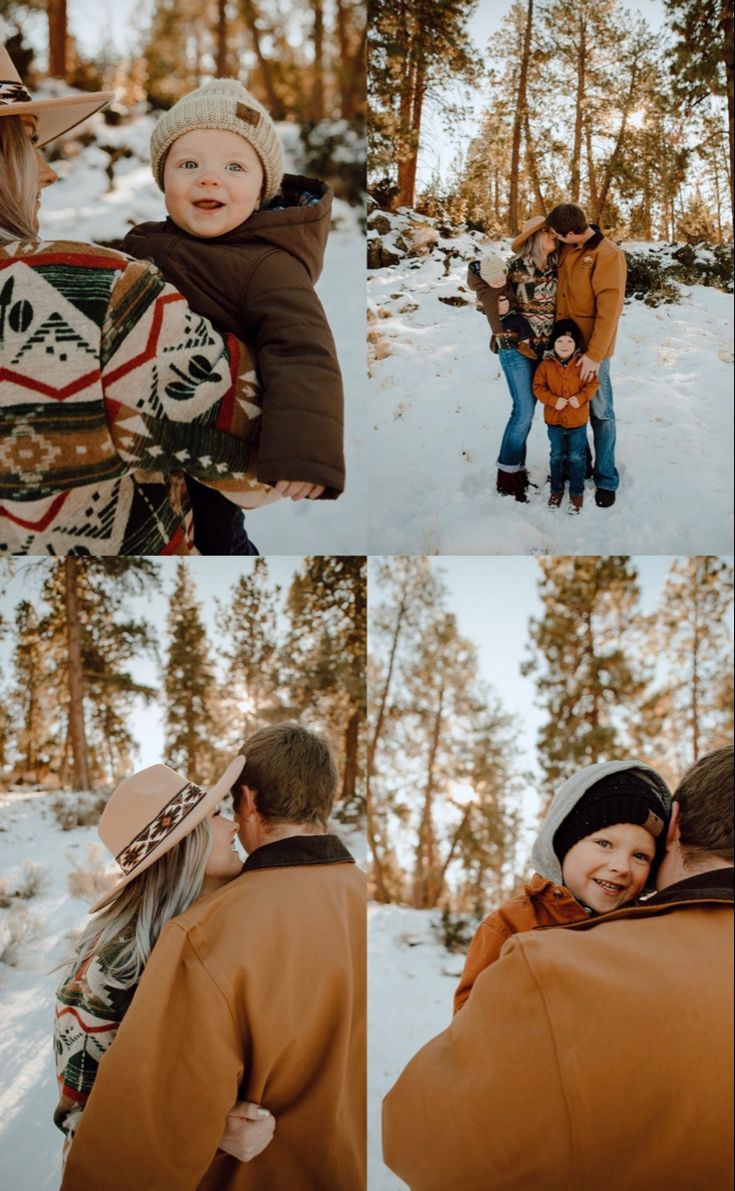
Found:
[218,559,282,747]
[163,561,224,779]
[284,557,367,819]
[9,600,53,782]
[525,557,646,805]
[650,557,734,775]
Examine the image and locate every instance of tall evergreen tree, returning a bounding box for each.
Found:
[218,559,282,746]
[525,557,645,805]
[164,561,224,779]
[9,600,53,781]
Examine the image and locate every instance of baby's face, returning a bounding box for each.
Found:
[163,128,264,238]
[561,822,655,913]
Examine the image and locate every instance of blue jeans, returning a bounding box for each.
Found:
[496,349,537,472]
[547,424,589,496]
[590,357,619,491]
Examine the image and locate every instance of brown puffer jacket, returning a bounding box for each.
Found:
[532,352,599,427]
[123,175,344,497]
[453,872,588,1012]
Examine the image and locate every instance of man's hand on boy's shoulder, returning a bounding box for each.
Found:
[274,480,326,501]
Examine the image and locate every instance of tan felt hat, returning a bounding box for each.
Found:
[0,44,113,148]
[150,78,284,203]
[89,755,245,913]
[510,214,549,254]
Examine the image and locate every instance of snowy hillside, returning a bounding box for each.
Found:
[37,113,367,556]
[367,211,734,555]
[368,903,463,1191]
[0,788,366,1190]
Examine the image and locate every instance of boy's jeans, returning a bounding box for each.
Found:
[589,357,619,491]
[548,423,588,496]
[496,348,537,472]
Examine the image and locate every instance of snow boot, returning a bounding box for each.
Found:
[595,488,615,508]
[548,491,563,508]
[570,493,584,514]
[496,469,516,497]
[513,470,529,503]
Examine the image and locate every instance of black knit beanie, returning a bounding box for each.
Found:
[552,770,670,869]
[551,318,584,353]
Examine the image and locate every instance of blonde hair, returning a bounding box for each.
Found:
[0,114,38,242]
[65,818,213,989]
[523,228,556,273]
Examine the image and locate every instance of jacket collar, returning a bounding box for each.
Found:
[644,866,734,907]
[242,832,355,873]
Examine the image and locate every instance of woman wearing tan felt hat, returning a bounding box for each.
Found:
[467,212,559,502]
[53,756,275,1168]
[0,44,270,558]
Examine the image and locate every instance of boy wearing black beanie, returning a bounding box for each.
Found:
[533,318,600,513]
[453,759,672,1013]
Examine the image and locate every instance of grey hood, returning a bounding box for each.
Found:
[531,759,673,885]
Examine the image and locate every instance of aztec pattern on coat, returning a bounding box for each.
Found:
[0,240,278,555]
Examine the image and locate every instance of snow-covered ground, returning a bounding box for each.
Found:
[38,113,367,555]
[367,224,734,555]
[0,788,366,1190]
[368,904,461,1191]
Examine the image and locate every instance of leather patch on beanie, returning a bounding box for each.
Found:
[236,103,261,127]
[644,809,664,837]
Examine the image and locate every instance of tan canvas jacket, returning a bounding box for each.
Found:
[554,228,627,362]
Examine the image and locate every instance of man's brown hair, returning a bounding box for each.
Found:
[545,203,589,236]
[675,746,734,864]
[231,721,337,828]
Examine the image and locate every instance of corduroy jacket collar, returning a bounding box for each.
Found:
[242,832,355,873]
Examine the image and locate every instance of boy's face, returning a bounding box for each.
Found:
[561,822,655,913]
[163,128,264,238]
[554,333,576,359]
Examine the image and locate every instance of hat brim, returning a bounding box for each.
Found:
[88,755,245,914]
[510,218,549,254]
[1,92,114,147]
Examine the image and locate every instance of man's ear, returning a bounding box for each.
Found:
[239,784,258,817]
[666,800,681,846]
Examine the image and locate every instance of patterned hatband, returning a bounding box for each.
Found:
[116,780,207,874]
[0,81,33,105]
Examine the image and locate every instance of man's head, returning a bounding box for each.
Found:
[658,748,734,888]
[545,203,590,245]
[231,722,337,849]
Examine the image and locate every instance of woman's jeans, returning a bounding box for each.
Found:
[547,423,588,496]
[497,349,537,472]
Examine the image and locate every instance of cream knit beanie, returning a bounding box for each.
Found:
[479,252,508,286]
[150,79,284,203]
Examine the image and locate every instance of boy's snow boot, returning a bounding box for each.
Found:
[548,491,563,508]
[570,493,584,514]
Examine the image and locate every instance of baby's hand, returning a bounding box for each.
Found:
[569,395,580,409]
[555,397,568,411]
[498,297,510,316]
[218,1101,275,1162]
[273,480,326,501]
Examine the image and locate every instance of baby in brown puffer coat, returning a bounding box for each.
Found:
[532,318,599,513]
[123,79,344,554]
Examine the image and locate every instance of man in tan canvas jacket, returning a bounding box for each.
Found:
[61,723,366,1191]
[383,747,734,1191]
[545,202,627,509]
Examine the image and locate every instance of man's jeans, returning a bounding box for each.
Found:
[496,349,537,472]
[547,423,588,496]
[590,357,619,491]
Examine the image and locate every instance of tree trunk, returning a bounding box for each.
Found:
[340,708,360,806]
[570,14,586,202]
[312,0,325,121]
[241,0,283,119]
[48,0,67,81]
[64,558,91,792]
[721,2,734,227]
[524,109,546,214]
[508,0,534,234]
[585,111,599,213]
[593,63,640,223]
[396,37,419,207]
[413,686,444,909]
[216,0,228,77]
[335,0,365,119]
[368,587,409,903]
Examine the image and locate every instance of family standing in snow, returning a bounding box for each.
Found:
[383,746,734,1189]
[468,207,627,513]
[54,723,366,1190]
[0,47,344,557]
